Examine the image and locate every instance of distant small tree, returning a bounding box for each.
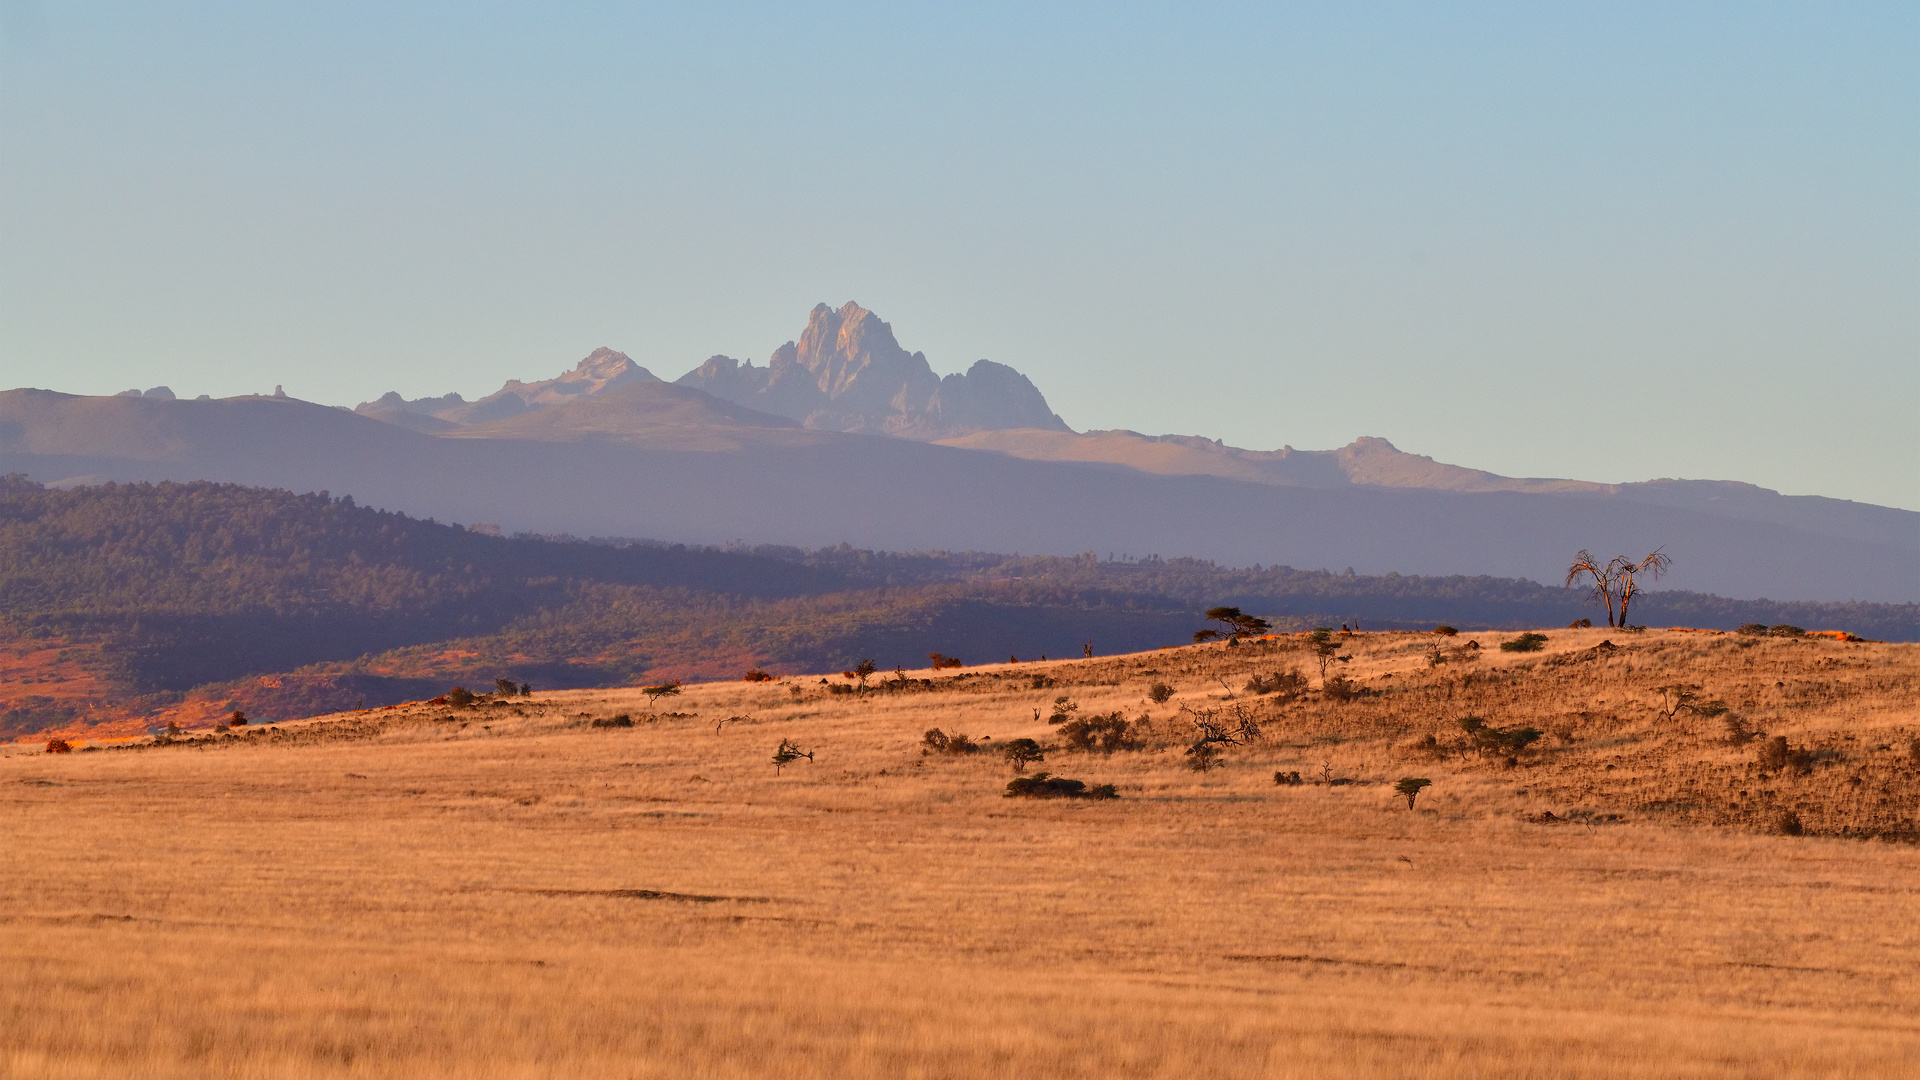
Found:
[45,738,72,754]
[1192,606,1272,643]
[852,659,876,691]
[742,668,774,682]
[494,678,517,696]
[1611,549,1671,628]
[1146,682,1174,704]
[1394,777,1432,810]
[1306,628,1351,684]
[519,682,532,696]
[1655,684,1729,724]
[641,681,681,705]
[772,738,814,774]
[228,709,250,726]
[1499,632,1548,653]
[1002,738,1045,771]
[446,688,474,708]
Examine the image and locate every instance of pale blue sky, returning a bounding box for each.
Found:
[2,2,1914,508]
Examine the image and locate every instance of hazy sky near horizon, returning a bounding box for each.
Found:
[2,2,1915,509]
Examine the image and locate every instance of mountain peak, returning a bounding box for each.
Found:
[678,302,1068,440]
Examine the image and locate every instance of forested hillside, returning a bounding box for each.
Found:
[2,475,1911,739]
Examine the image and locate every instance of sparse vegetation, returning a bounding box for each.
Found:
[1244,671,1308,698]
[1046,696,1078,724]
[1004,773,1117,799]
[771,737,814,774]
[1056,712,1139,753]
[1756,736,1813,775]
[1499,632,1548,653]
[1146,681,1174,703]
[1458,716,1542,756]
[921,728,984,756]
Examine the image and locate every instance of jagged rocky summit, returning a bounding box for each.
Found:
[356,303,1066,441]
[677,302,1068,439]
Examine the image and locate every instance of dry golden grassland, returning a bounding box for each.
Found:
[3,628,1918,1079]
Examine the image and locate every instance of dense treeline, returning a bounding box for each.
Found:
[1,476,1912,735]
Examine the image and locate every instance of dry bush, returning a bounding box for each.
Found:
[742,669,774,682]
[1500,632,1549,653]
[1321,675,1367,702]
[1003,773,1117,799]
[1756,736,1813,775]
[1146,681,1174,704]
[921,728,984,756]
[1056,711,1139,753]
[1244,671,1308,698]
[44,738,72,753]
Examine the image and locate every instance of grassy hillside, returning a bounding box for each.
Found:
[2,475,1912,739]
[4,631,1915,1077]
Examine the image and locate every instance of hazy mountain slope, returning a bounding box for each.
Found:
[440,381,832,452]
[0,389,1911,602]
[939,429,1915,552]
[675,302,1070,438]
[356,347,659,425]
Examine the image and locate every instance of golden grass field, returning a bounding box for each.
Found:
[4,627,1918,1078]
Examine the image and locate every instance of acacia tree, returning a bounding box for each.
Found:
[1306,628,1351,684]
[1611,549,1671,628]
[1192,606,1272,644]
[1565,549,1618,627]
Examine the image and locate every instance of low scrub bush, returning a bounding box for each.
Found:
[591,714,634,728]
[1244,671,1308,698]
[1057,711,1139,753]
[1321,675,1366,702]
[1004,773,1117,799]
[1737,623,1770,636]
[1568,618,1592,628]
[1499,632,1549,653]
[1769,625,1806,638]
[1458,716,1542,755]
[927,653,965,670]
[447,687,476,707]
[1756,736,1813,774]
[1433,625,1458,636]
[45,738,72,754]
[1773,810,1804,836]
[1046,696,1079,724]
[1273,770,1303,786]
[922,728,984,755]
[742,668,774,682]
[1146,682,1174,704]
[1029,673,1055,690]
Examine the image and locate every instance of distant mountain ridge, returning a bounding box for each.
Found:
[356,303,1067,440]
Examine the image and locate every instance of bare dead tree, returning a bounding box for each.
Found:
[1565,549,1617,627]
[1611,549,1671,628]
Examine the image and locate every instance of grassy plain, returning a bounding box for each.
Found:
[3,628,1917,1078]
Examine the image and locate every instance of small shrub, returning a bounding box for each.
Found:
[447,687,475,708]
[227,710,249,727]
[1030,673,1055,690]
[1458,716,1541,755]
[742,668,774,682]
[1909,738,1920,766]
[1722,715,1754,745]
[928,653,965,670]
[1568,618,1592,629]
[1773,810,1804,836]
[1433,625,1458,636]
[1273,770,1303,786]
[1001,738,1045,771]
[1057,711,1138,753]
[826,683,854,696]
[921,728,983,756]
[1756,736,1813,774]
[1046,696,1079,724]
[1736,623,1770,636]
[1499,632,1548,653]
[1185,742,1224,772]
[1768,625,1806,638]
[771,738,814,774]
[1321,675,1365,702]
[45,738,72,754]
[1245,671,1308,698]
[1004,773,1116,799]
[1146,682,1174,704]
